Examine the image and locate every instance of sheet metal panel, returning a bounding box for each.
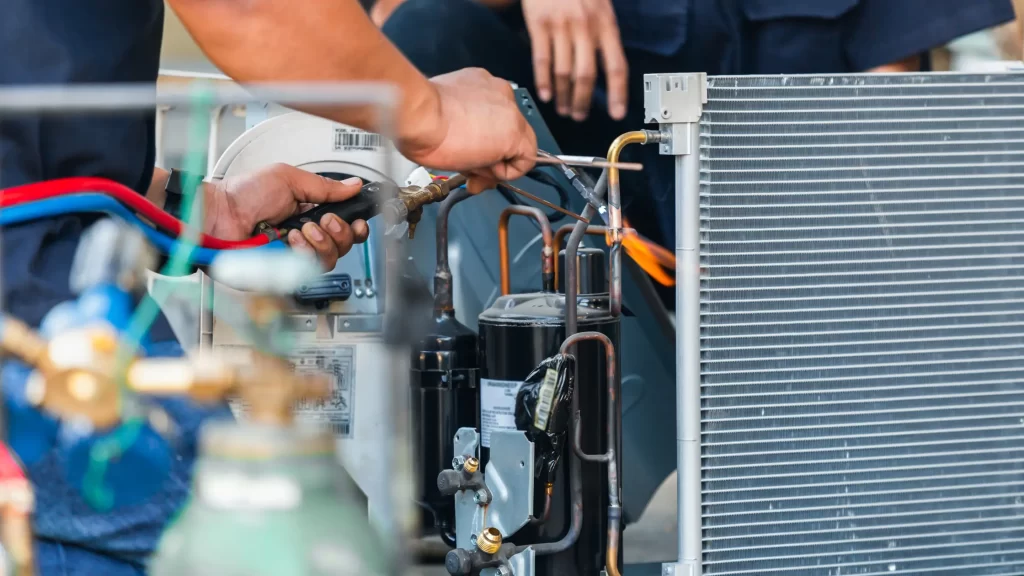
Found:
[700,73,1024,576]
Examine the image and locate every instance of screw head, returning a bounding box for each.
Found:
[452,455,466,471]
[661,108,671,119]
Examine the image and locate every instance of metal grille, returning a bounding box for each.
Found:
[699,73,1024,576]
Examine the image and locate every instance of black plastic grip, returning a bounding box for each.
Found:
[276,182,384,232]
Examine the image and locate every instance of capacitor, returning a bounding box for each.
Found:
[411,311,480,546]
[477,245,619,576]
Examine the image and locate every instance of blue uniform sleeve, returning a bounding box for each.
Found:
[845,0,1016,70]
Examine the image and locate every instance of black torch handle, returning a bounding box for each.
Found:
[276,182,384,233]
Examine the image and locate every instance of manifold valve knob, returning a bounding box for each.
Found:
[445,549,474,576]
[437,469,464,496]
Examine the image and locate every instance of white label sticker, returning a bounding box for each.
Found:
[534,368,558,431]
[333,127,383,152]
[229,346,356,437]
[480,378,521,448]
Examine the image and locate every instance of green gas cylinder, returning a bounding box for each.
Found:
[149,422,389,576]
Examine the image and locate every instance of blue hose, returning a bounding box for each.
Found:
[0,194,286,265]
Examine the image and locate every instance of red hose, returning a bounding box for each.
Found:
[0,177,272,249]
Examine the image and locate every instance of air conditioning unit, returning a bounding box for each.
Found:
[654,70,1024,576]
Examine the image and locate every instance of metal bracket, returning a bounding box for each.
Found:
[662,562,697,576]
[643,73,707,125]
[454,429,535,550]
[480,546,535,576]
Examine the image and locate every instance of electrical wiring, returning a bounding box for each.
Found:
[1,177,272,249]
[0,194,286,266]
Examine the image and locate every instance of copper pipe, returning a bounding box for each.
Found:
[434,187,473,315]
[553,224,608,291]
[560,331,621,576]
[606,132,654,317]
[528,482,554,526]
[497,206,554,295]
[529,203,598,558]
[498,182,586,223]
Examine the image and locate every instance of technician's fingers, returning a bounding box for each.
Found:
[466,172,497,195]
[552,24,574,116]
[320,213,356,258]
[598,17,628,120]
[351,219,370,243]
[283,166,363,205]
[570,26,597,121]
[301,221,340,270]
[529,25,553,103]
[287,229,315,256]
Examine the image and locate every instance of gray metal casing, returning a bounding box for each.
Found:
[452,427,535,551]
[672,71,1024,575]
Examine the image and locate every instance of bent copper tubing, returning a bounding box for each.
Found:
[560,331,621,576]
[434,187,473,315]
[528,483,554,526]
[497,205,554,295]
[606,131,658,317]
[530,203,598,557]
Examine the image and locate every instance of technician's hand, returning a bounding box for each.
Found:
[399,68,538,194]
[205,163,369,270]
[522,0,628,122]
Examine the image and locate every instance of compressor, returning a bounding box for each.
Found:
[432,159,622,573]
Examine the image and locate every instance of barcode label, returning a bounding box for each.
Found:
[330,422,351,436]
[333,128,382,152]
[534,368,559,431]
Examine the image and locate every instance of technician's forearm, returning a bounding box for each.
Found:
[166,0,441,148]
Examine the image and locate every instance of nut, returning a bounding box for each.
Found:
[476,528,502,555]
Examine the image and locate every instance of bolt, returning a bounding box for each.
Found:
[474,490,491,505]
[496,566,512,576]
[452,455,467,471]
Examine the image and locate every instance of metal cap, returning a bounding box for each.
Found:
[558,248,607,295]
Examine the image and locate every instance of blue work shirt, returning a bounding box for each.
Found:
[0,1,226,574]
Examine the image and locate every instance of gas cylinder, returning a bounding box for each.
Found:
[149,423,388,576]
[476,248,619,576]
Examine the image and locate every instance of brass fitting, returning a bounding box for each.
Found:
[128,353,330,427]
[393,174,468,239]
[476,527,502,555]
[463,456,479,475]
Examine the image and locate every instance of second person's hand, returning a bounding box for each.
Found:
[204,163,370,271]
[522,0,628,122]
